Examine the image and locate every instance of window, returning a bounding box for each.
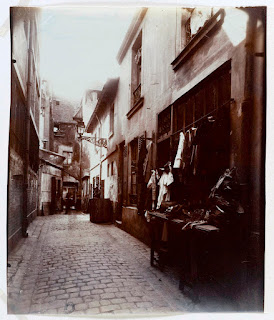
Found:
[173,8,223,70]
[63,151,72,165]
[129,139,138,205]
[132,31,142,107]
[158,105,172,140]
[92,175,100,198]
[107,163,110,177]
[182,7,213,47]
[29,121,39,172]
[56,100,60,106]
[109,103,114,136]
[54,124,59,133]
[111,161,114,176]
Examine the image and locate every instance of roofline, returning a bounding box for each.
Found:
[116,8,148,65]
[86,78,119,133]
[40,148,65,159]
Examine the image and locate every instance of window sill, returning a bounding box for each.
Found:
[126,97,144,119]
[171,9,225,71]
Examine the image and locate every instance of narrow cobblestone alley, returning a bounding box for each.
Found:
[7,212,197,316]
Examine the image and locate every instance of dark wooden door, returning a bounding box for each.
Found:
[51,177,56,215]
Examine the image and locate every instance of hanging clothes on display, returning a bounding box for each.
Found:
[182,127,197,174]
[156,162,174,210]
[147,169,158,210]
[173,132,185,169]
[143,141,153,183]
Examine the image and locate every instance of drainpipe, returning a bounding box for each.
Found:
[240,8,265,310]
[95,114,103,198]
[22,15,33,237]
[239,8,257,248]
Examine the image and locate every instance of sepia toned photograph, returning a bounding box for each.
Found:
[6,2,266,316]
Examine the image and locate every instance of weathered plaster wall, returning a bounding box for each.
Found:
[121,206,150,245]
[40,165,62,215]
[8,149,24,250]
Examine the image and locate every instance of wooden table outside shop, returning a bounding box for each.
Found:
[147,211,220,288]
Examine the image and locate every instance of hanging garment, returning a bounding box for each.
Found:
[181,127,197,175]
[137,136,147,183]
[173,132,185,169]
[156,171,174,209]
[143,141,153,183]
[147,170,157,201]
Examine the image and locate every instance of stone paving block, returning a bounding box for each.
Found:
[131,290,146,297]
[86,280,100,286]
[99,299,111,306]
[34,292,49,300]
[103,287,118,293]
[69,292,79,298]
[79,290,90,297]
[110,298,127,304]
[91,289,104,295]
[107,282,124,288]
[115,291,132,298]
[48,299,67,309]
[56,293,69,299]
[85,307,100,314]
[100,278,113,284]
[7,214,197,315]
[49,289,65,296]
[94,283,107,289]
[126,296,143,303]
[83,294,100,302]
[67,297,83,304]
[44,296,56,303]
[66,287,79,293]
[100,292,116,299]
[100,304,121,313]
[120,302,137,309]
[88,300,100,308]
[74,302,88,311]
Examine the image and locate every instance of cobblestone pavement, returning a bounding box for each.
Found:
[7,212,197,316]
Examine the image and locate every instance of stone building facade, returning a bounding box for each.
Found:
[8,7,41,252]
[52,97,80,208]
[85,7,265,310]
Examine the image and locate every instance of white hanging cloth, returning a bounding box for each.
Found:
[156,170,174,210]
[173,132,185,169]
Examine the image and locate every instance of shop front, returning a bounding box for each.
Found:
[142,61,250,306]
